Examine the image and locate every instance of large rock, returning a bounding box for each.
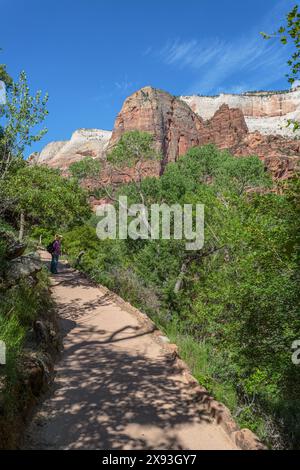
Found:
[31,86,299,181]
[109,87,209,172]
[5,255,42,286]
[29,129,112,170]
[0,230,26,260]
[206,103,248,148]
[109,87,248,173]
[232,132,300,179]
[181,86,300,138]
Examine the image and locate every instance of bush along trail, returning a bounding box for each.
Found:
[23,252,264,450]
[0,232,61,449]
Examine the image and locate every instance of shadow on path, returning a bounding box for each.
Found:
[25,333,212,450]
[24,253,235,450]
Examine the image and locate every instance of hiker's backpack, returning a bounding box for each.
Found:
[46,241,55,254]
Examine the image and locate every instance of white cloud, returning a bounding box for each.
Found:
[152,1,295,94]
[157,34,290,94]
[159,38,221,70]
[143,46,153,57]
[93,76,138,103]
[114,77,134,92]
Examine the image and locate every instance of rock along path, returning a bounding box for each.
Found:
[24,255,237,450]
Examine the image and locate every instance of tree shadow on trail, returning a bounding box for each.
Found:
[24,329,214,450]
[31,256,220,450]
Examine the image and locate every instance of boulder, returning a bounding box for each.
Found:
[233,428,267,450]
[5,256,42,286]
[0,230,26,260]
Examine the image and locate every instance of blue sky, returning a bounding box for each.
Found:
[0,0,297,155]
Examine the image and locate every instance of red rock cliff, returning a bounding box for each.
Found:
[109,87,249,174]
[108,87,299,179]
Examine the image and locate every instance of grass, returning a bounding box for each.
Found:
[166,324,239,410]
[164,321,300,448]
[0,268,52,414]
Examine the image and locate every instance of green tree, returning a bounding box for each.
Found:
[107,131,160,199]
[0,64,13,90]
[261,4,300,130]
[69,157,102,182]
[4,165,91,240]
[0,70,48,179]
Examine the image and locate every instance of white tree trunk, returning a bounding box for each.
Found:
[18,211,25,242]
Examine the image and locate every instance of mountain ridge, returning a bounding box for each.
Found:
[30,86,300,179]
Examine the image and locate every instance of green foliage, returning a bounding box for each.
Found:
[0,64,13,90]
[63,145,300,448]
[69,157,102,181]
[108,131,159,168]
[3,165,91,237]
[261,5,300,131]
[0,70,48,178]
[0,267,52,409]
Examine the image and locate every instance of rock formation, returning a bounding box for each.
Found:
[109,86,208,171]
[181,87,300,138]
[109,87,248,172]
[30,129,112,169]
[109,87,299,178]
[205,104,248,149]
[232,132,300,179]
[31,86,300,180]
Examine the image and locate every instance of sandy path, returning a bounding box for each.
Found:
[24,258,237,450]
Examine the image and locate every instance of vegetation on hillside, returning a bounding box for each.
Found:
[69,157,102,183]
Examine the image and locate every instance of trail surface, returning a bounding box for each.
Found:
[24,256,237,450]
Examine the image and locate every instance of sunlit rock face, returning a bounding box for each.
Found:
[30,86,300,181]
[232,131,300,179]
[30,129,112,169]
[109,87,248,172]
[180,87,300,137]
[109,86,209,168]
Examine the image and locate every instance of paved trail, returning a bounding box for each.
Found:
[24,257,237,450]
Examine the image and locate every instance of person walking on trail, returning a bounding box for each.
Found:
[50,234,62,274]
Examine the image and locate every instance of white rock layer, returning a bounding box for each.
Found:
[180,87,300,137]
[31,129,112,169]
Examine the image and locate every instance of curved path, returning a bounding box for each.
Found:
[24,257,237,450]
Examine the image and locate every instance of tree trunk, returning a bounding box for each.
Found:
[174,261,188,294]
[19,211,25,242]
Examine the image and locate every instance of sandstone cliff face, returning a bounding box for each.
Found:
[109,87,299,179]
[181,87,300,137]
[30,129,112,169]
[109,87,208,171]
[31,86,299,181]
[231,132,300,179]
[206,104,248,148]
[109,87,248,172]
